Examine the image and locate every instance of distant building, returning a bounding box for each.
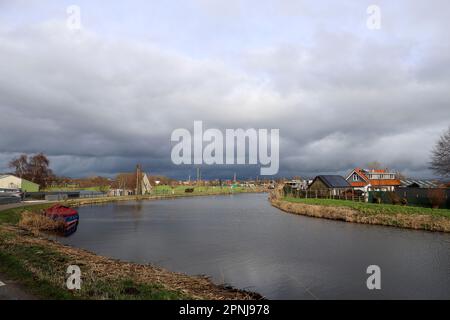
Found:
[0,175,40,192]
[284,179,309,191]
[308,175,351,196]
[346,168,401,192]
[110,170,152,196]
[399,179,439,188]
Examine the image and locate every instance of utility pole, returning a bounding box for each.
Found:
[136,164,142,195]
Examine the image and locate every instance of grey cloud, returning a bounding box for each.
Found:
[0,3,449,179]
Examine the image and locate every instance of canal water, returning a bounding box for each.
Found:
[56,193,450,299]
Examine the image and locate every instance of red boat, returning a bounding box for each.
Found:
[45,204,79,235]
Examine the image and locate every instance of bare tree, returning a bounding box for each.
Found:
[430,127,450,177]
[9,154,28,178]
[9,153,54,188]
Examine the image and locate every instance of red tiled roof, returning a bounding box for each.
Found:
[352,168,370,183]
[370,179,401,186]
[349,182,367,187]
[370,169,387,173]
[348,168,401,187]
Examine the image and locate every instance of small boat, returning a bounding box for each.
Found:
[45,204,79,236]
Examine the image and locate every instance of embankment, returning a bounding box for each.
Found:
[270,198,450,233]
[64,188,265,207]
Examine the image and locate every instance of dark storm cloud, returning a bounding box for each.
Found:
[0,1,449,178]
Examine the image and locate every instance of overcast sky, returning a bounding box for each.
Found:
[0,0,449,179]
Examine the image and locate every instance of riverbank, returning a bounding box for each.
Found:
[64,188,266,207]
[271,197,450,232]
[0,192,265,300]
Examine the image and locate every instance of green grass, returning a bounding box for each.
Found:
[83,279,187,300]
[284,197,450,219]
[0,236,75,299]
[153,185,249,194]
[45,185,252,194]
[0,230,188,300]
[0,203,55,225]
[44,186,110,192]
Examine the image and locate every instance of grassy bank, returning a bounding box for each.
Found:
[271,197,450,232]
[0,203,55,225]
[0,197,262,300]
[284,197,450,219]
[44,185,256,194]
[64,187,265,207]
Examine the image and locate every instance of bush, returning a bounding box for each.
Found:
[18,211,65,233]
[387,192,402,205]
[428,189,446,209]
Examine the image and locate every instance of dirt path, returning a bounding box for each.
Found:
[0,273,36,300]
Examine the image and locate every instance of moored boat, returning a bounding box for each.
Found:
[45,204,79,236]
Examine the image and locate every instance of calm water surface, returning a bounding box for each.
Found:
[57,193,450,299]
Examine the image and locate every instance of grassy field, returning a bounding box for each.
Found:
[152,185,250,194]
[284,197,450,219]
[44,185,251,194]
[43,186,109,192]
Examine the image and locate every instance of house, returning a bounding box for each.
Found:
[0,174,40,192]
[308,175,351,196]
[284,179,310,191]
[110,170,152,196]
[346,168,401,192]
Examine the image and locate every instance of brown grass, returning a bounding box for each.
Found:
[271,199,450,233]
[18,211,65,234]
[0,225,262,300]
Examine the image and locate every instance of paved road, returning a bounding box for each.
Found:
[0,273,36,300]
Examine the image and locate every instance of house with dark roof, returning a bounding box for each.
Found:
[308,175,351,196]
[346,168,401,192]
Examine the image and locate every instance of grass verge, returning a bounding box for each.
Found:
[270,197,450,232]
[283,197,450,218]
[0,228,187,299]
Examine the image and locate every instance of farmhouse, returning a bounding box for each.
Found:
[308,175,351,196]
[0,174,40,192]
[346,168,401,192]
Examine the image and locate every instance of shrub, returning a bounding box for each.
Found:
[387,192,402,205]
[18,211,65,233]
[427,189,446,209]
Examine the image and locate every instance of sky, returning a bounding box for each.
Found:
[0,0,449,179]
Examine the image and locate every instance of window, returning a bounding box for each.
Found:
[353,174,358,181]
